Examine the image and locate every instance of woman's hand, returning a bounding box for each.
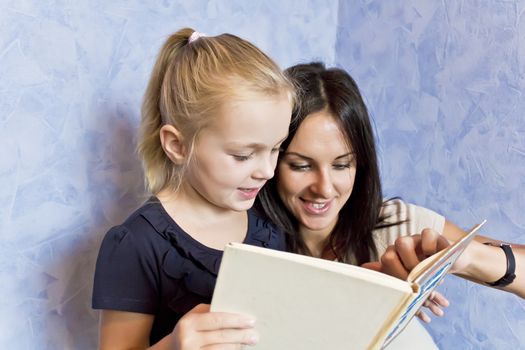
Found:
[362,228,450,278]
[415,290,449,323]
[171,304,259,350]
[361,228,451,323]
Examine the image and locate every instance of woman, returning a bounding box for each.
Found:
[256,62,524,346]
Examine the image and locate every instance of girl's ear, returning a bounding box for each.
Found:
[160,124,187,164]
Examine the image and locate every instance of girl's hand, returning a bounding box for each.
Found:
[172,304,259,350]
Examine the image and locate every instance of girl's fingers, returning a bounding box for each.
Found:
[183,305,255,332]
[200,344,243,350]
[202,344,244,350]
[195,312,256,331]
[201,328,259,347]
[174,304,258,349]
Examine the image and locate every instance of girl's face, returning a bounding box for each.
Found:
[277,111,356,237]
[184,94,292,212]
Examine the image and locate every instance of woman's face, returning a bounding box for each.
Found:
[277,110,357,236]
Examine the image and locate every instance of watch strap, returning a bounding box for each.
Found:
[483,242,516,287]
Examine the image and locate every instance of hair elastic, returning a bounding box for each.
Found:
[188,31,206,44]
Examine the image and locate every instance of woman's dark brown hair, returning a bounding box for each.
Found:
[256,62,385,264]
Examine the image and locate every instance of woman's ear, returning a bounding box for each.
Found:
[160,124,186,164]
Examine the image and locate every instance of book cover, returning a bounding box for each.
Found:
[211,221,485,349]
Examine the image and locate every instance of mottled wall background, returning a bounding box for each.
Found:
[0,0,523,349]
[336,1,525,349]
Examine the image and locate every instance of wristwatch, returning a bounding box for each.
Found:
[483,242,516,287]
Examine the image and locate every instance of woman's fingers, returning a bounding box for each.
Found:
[360,261,382,272]
[429,290,450,308]
[418,290,450,323]
[423,298,444,317]
[393,229,451,272]
[380,245,410,280]
[394,235,422,271]
[416,310,431,323]
[420,228,450,257]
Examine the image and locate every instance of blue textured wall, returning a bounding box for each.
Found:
[0,1,337,349]
[336,1,525,348]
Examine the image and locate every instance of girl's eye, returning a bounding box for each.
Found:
[232,154,253,161]
[289,163,311,171]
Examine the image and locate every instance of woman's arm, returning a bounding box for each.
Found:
[442,220,525,298]
[378,220,524,298]
[99,305,259,350]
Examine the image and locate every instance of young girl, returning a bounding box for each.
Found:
[92,28,294,349]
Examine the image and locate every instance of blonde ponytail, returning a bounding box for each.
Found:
[137,28,193,194]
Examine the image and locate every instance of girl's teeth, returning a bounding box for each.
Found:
[312,203,326,209]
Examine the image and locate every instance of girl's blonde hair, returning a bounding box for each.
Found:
[137,27,294,194]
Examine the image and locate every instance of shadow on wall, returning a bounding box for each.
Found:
[40,107,144,350]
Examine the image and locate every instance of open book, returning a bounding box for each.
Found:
[211,221,486,350]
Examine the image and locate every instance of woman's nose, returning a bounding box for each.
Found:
[309,170,335,198]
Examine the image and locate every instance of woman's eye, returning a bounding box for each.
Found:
[333,163,351,170]
[289,164,310,171]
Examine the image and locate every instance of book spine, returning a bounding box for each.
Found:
[366,291,415,349]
